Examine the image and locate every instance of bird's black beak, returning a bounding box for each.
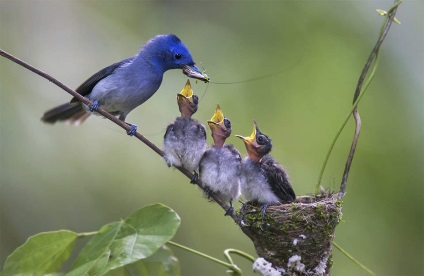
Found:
[183,64,210,83]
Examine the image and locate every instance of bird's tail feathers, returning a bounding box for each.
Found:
[41,102,90,125]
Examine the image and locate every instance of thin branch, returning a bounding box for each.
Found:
[339,108,361,199]
[333,241,375,276]
[0,48,241,225]
[167,241,242,275]
[352,0,401,104]
[338,0,401,199]
[315,0,401,194]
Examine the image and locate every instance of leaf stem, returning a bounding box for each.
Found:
[76,231,99,238]
[167,241,242,275]
[224,248,256,264]
[333,241,375,276]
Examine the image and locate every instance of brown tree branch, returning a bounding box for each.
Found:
[0,48,241,224]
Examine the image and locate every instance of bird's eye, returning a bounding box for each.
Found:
[257,135,265,144]
[224,118,231,128]
[175,53,182,59]
[192,95,199,105]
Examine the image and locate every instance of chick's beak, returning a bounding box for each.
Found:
[177,80,194,101]
[177,80,197,117]
[236,122,261,159]
[183,64,210,83]
[236,122,257,144]
[208,104,223,123]
[209,105,230,148]
[208,104,224,131]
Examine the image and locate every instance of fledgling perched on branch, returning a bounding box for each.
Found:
[41,34,209,135]
[199,105,242,215]
[236,121,296,216]
[163,80,207,183]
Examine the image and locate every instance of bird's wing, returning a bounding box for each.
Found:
[200,124,207,140]
[198,149,212,174]
[164,123,174,139]
[261,156,296,202]
[226,144,242,162]
[70,57,135,103]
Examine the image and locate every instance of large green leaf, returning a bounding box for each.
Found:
[2,230,77,274]
[66,250,110,276]
[70,204,181,275]
[106,245,180,276]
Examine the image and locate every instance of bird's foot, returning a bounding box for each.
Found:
[203,186,213,199]
[239,202,257,220]
[224,200,234,216]
[260,203,270,224]
[89,101,99,112]
[240,201,251,213]
[224,206,234,216]
[126,123,137,136]
[190,171,199,184]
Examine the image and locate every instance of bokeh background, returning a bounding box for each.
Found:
[1,1,422,275]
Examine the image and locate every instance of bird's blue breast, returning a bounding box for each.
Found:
[88,61,163,113]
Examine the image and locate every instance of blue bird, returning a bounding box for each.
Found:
[41,34,209,135]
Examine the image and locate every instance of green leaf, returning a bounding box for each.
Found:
[66,250,110,276]
[375,9,401,24]
[2,230,77,274]
[137,245,180,276]
[105,245,180,276]
[71,204,181,275]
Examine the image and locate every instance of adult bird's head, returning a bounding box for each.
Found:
[236,121,272,162]
[208,104,232,148]
[141,34,209,83]
[177,80,198,117]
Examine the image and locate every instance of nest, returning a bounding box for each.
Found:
[238,193,343,276]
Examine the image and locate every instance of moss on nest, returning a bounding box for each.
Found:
[238,193,342,275]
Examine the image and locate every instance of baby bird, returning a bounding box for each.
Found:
[236,121,296,216]
[163,80,207,182]
[199,105,241,215]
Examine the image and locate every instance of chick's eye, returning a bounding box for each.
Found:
[175,53,182,60]
[257,135,265,144]
[224,118,231,128]
[192,95,198,104]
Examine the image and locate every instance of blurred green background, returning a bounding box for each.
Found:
[1,1,422,275]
